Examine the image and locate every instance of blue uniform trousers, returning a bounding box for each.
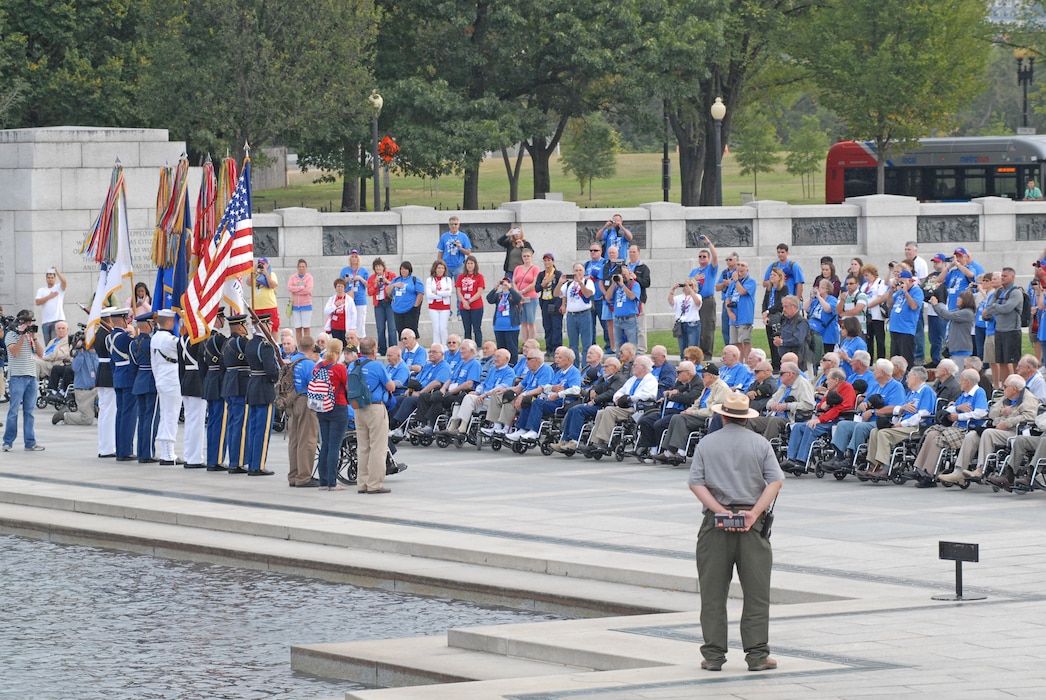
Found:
[206,399,227,467]
[115,387,137,458]
[225,397,248,468]
[245,403,274,472]
[134,392,158,460]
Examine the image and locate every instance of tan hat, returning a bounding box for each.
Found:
[711,392,759,419]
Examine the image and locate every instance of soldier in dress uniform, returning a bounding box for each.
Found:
[244,313,280,476]
[151,309,183,466]
[109,309,137,462]
[179,320,207,468]
[221,314,251,474]
[95,307,117,458]
[203,309,229,471]
[131,312,159,463]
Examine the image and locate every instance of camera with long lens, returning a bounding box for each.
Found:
[22,324,39,335]
[0,315,14,332]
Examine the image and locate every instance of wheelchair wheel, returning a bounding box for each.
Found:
[614,444,626,462]
[36,395,47,409]
[419,435,434,447]
[436,436,450,448]
[540,440,554,456]
[833,471,847,481]
[336,437,358,485]
[511,441,527,454]
[491,439,502,451]
[814,462,825,479]
[67,397,78,414]
[891,471,907,486]
[590,450,604,460]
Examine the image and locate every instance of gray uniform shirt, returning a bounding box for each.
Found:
[688,422,784,511]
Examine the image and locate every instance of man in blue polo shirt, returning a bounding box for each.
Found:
[389,343,450,436]
[436,216,472,279]
[762,243,805,297]
[607,266,641,348]
[889,270,924,368]
[944,247,983,310]
[355,337,396,494]
[412,339,483,436]
[726,261,758,362]
[688,235,720,356]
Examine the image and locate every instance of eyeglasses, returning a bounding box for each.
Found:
[780,371,794,376]
[447,341,459,345]
[590,249,601,253]
[698,254,709,258]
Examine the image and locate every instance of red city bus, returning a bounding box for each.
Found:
[825,136,1046,204]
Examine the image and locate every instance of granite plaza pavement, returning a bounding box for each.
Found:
[2,412,1046,699]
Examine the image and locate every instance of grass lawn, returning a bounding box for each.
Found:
[254,151,826,213]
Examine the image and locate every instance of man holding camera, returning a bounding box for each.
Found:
[437,216,473,280]
[607,263,642,350]
[888,271,923,368]
[598,215,632,259]
[688,392,782,673]
[689,236,719,356]
[3,310,45,451]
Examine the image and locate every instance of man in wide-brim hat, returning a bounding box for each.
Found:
[687,390,784,674]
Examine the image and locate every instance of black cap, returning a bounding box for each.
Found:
[227,314,248,326]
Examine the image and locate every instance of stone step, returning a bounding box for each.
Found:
[292,635,590,688]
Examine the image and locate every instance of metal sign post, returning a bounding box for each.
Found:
[932,541,986,601]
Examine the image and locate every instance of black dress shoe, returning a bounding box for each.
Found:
[292,478,320,487]
[248,469,274,476]
[159,459,186,466]
[183,463,207,469]
[116,456,135,462]
[227,466,248,474]
[206,464,228,472]
[138,458,159,464]
[98,453,116,459]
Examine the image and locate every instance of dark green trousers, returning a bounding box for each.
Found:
[695,510,773,666]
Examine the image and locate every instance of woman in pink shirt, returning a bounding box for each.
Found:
[513,250,541,344]
[286,258,314,342]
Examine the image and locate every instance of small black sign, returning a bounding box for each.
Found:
[939,541,979,563]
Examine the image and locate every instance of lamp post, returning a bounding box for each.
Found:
[710,97,727,207]
[368,90,383,212]
[1017,54,1035,130]
[662,100,671,202]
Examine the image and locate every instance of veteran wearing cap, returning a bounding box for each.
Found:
[688,392,783,673]
[653,363,730,465]
[221,314,251,473]
[150,309,184,465]
[888,269,924,369]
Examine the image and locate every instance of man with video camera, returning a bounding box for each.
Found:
[3,310,45,452]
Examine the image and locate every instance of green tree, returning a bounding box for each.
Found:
[792,0,991,193]
[138,0,378,171]
[561,115,620,200]
[732,113,780,196]
[1,0,142,128]
[785,114,828,199]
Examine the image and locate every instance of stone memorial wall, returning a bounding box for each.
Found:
[5,126,1046,344]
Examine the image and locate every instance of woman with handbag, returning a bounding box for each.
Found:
[669,279,702,358]
[762,267,787,371]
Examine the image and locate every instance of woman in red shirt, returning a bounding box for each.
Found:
[313,338,348,491]
[513,250,541,344]
[323,278,356,343]
[367,257,398,355]
[456,255,486,345]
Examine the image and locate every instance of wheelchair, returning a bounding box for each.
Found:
[313,428,405,486]
[36,375,77,413]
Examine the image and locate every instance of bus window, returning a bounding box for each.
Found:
[843,168,877,198]
[929,168,959,201]
[964,168,987,199]
[994,169,1018,199]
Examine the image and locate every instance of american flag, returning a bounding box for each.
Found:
[181,160,254,342]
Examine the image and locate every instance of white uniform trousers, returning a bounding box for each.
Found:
[182,396,206,465]
[155,386,183,461]
[97,387,116,455]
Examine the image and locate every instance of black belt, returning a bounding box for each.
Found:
[567,310,591,315]
[722,504,755,511]
[615,314,638,320]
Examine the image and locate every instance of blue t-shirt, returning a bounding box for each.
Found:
[513,355,529,378]
[901,383,938,422]
[417,360,451,387]
[451,357,482,387]
[764,259,805,295]
[521,363,554,392]
[549,364,582,391]
[613,281,641,317]
[847,368,875,389]
[718,268,734,300]
[720,363,754,390]
[479,365,516,393]
[889,285,924,335]
[727,276,757,325]
[391,275,425,314]
[493,291,520,331]
[870,378,906,407]
[688,263,719,298]
[600,228,628,258]
[358,358,392,405]
[838,336,867,376]
[953,388,989,428]
[402,344,426,369]
[945,263,983,309]
[339,266,371,305]
[437,231,472,271]
[291,354,316,393]
[445,349,462,375]
[808,295,839,345]
[387,359,410,394]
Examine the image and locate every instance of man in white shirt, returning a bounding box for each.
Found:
[34,267,68,345]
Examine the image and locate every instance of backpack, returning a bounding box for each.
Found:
[274,357,305,411]
[307,363,336,413]
[1021,288,1032,328]
[346,358,373,410]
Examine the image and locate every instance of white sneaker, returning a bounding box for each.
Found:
[521,430,540,441]
[505,430,524,442]
[390,427,406,439]
[480,426,496,437]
